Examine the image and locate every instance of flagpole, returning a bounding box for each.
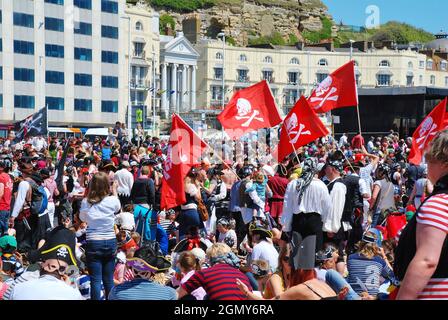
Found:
[46,104,49,145]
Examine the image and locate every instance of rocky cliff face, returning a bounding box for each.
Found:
[157,0,330,46]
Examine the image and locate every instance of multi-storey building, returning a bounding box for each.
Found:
[195,38,448,118]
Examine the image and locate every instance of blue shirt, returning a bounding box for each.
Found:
[229,181,242,212]
[108,278,177,300]
[347,253,399,297]
[102,147,111,160]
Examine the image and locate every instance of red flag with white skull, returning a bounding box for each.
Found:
[409,98,447,165]
[277,96,330,162]
[217,80,282,140]
[160,114,208,210]
[308,61,358,114]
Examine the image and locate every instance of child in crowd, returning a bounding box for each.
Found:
[114,251,127,286]
[246,172,272,219]
[216,218,237,251]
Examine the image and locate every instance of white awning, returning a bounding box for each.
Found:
[133,37,146,43]
[377,69,393,76]
[85,128,109,136]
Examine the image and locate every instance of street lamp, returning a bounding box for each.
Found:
[121,16,132,139]
[217,32,226,158]
[349,39,355,61]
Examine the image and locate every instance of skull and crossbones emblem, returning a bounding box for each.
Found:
[416,116,438,149]
[310,76,339,109]
[235,98,264,127]
[56,247,69,258]
[286,113,311,144]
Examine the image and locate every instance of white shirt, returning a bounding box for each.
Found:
[115,211,135,231]
[252,240,279,273]
[281,178,332,232]
[11,181,30,218]
[359,163,376,197]
[32,137,47,152]
[80,196,121,241]
[114,168,134,197]
[339,135,348,148]
[10,275,84,300]
[323,179,347,233]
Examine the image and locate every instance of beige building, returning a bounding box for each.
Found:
[194,39,448,117]
[124,2,161,135]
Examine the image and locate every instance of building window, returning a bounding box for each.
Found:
[211,86,223,101]
[262,70,274,83]
[101,1,118,14]
[379,60,391,67]
[445,77,448,87]
[419,75,423,84]
[237,69,249,82]
[74,22,92,35]
[377,74,391,86]
[14,68,35,82]
[45,44,64,58]
[239,54,247,62]
[131,91,145,104]
[74,99,92,111]
[135,22,143,31]
[0,39,2,52]
[441,61,448,71]
[13,12,34,28]
[0,66,2,80]
[14,95,35,109]
[406,76,414,86]
[14,40,34,55]
[102,25,119,39]
[287,72,299,85]
[102,76,119,88]
[134,42,144,58]
[290,58,299,65]
[318,59,328,66]
[45,0,64,5]
[74,47,92,61]
[0,94,2,108]
[427,59,434,69]
[263,56,273,64]
[408,61,413,69]
[430,75,436,85]
[316,73,329,84]
[46,97,64,110]
[214,67,223,80]
[74,0,92,10]
[216,52,223,60]
[355,74,361,86]
[419,61,425,69]
[102,51,118,64]
[45,17,64,32]
[46,71,65,84]
[284,89,298,106]
[101,100,118,113]
[131,66,147,86]
[74,73,92,86]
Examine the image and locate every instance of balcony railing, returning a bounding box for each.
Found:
[214,75,223,80]
[263,77,275,83]
[133,51,146,59]
[287,80,302,86]
[130,79,151,89]
[283,97,298,106]
[237,76,250,83]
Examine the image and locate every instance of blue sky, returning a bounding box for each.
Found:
[322,0,446,34]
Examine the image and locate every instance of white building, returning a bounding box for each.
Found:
[0,0,128,130]
[159,31,200,118]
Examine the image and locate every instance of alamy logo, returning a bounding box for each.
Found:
[65,5,81,31]
[235,98,264,127]
[365,5,380,29]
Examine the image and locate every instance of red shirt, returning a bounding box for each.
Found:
[0,173,13,211]
[182,263,252,300]
[351,134,365,150]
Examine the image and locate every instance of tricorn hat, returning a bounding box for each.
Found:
[34,227,78,266]
[126,244,171,273]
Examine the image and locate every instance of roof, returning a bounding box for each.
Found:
[426,38,448,52]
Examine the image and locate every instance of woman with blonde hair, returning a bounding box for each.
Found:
[396,130,448,300]
[80,172,121,300]
[346,230,399,298]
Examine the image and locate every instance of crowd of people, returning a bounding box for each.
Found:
[0,121,447,301]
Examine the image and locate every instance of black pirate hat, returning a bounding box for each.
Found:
[33,226,78,266]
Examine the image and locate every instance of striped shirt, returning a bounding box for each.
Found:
[182,263,252,300]
[108,278,177,300]
[347,254,398,297]
[416,194,448,300]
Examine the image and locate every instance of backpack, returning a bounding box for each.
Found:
[134,205,157,244]
[28,180,49,215]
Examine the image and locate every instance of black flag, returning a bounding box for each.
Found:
[14,107,48,142]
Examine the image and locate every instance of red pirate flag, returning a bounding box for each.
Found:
[308,61,358,114]
[217,80,282,139]
[409,98,447,165]
[277,96,329,162]
[160,114,208,210]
